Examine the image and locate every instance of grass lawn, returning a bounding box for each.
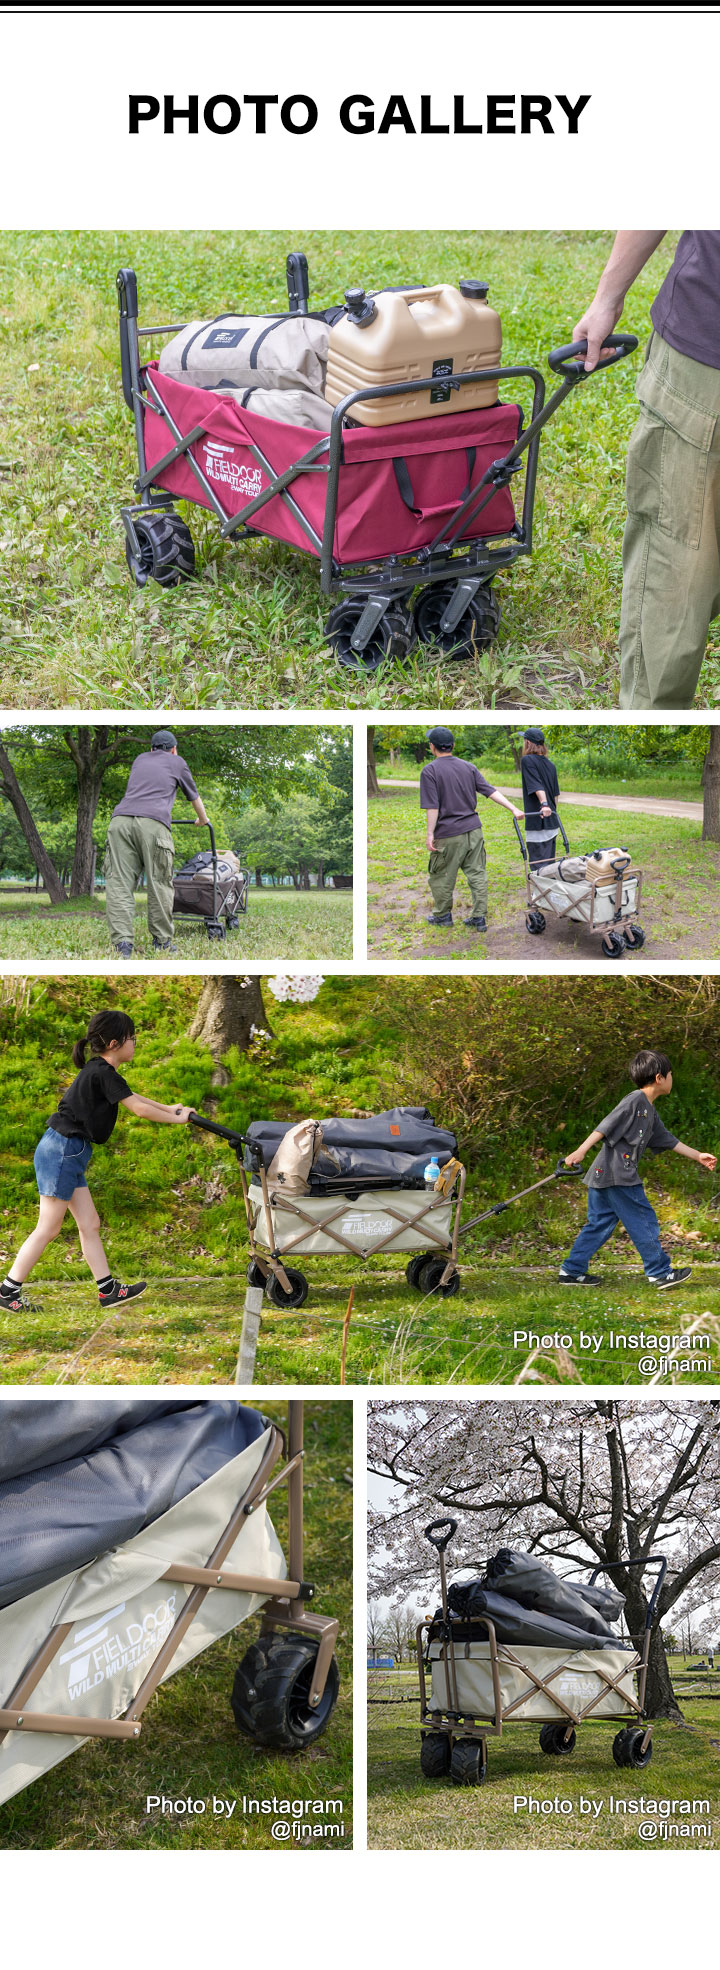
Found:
[5,229,720,711]
[367,788,719,961]
[0,885,353,960]
[367,1692,720,1850]
[0,1401,352,1850]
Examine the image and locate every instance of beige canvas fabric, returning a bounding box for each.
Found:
[428,1641,637,1720]
[267,1119,324,1195]
[0,1428,285,1805]
[249,1182,452,1255]
[212,385,334,430]
[158,316,329,397]
[531,872,639,926]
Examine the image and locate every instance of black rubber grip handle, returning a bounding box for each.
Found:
[424,1518,458,1551]
[189,1110,245,1147]
[548,331,638,379]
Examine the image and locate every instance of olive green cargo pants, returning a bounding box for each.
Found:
[104,815,175,946]
[620,332,720,708]
[428,828,488,919]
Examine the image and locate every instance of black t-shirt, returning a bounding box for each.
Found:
[521,755,560,841]
[111,751,199,831]
[48,1058,133,1145]
[419,755,496,840]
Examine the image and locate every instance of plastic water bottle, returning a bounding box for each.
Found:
[424,1155,441,1190]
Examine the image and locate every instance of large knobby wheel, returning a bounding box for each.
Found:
[525,909,546,936]
[601,930,626,960]
[324,599,415,674]
[414,581,501,661]
[417,1256,460,1298]
[419,1731,451,1779]
[125,511,195,588]
[246,1260,267,1290]
[623,923,645,951]
[232,1632,340,1750]
[612,1726,652,1770]
[265,1266,309,1309]
[539,1722,577,1756]
[450,1737,488,1786]
[405,1254,426,1290]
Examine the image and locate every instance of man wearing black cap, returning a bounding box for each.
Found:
[104,731,208,957]
[419,727,522,931]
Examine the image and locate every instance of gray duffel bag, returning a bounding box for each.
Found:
[158,314,329,396]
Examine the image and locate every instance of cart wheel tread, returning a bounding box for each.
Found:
[420,1731,451,1779]
[525,909,546,935]
[405,1254,427,1290]
[265,1266,309,1310]
[612,1726,652,1769]
[246,1260,266,1290]
[623,923,645,950]
[417,1255,461,1298]
[126,511,195,589]
[539,1722,576,1755]
[601,930,626,960]
[414,581,501,661]
[232,1632,339,1751]
[324,599,415,674]
[450,1737,487,1786]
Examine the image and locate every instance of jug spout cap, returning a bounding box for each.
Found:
[344,287,378,327]
[460,278,490,300]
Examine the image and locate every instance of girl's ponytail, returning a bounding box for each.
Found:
[72,1035,89,1068]
[71,1010,135,1068]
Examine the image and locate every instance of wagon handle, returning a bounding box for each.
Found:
[173,817,217,857]
[189,1110,246,1149]
[548,332,638,380]
[286,251,310,316]
[515,810,570,859]
[424,1519,458,1552]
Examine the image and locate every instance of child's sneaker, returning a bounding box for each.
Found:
[558,1270,601,1285]
[0,1282,39,1312]
[647,1266,691,1290]
[98,1279,147,1305]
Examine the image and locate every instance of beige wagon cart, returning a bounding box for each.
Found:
[0,1398,339,1806]
[416,1519,666,1786]
[514,815,645,960]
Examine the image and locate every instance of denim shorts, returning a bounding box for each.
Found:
[34,1127,93,1200]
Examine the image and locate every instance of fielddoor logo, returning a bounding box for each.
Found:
[59,1598,177,1700]
[202,442,264,498]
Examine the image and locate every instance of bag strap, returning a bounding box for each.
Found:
[392,445,477,516]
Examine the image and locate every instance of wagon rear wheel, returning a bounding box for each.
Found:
[525,909,546,935]
[265,1266,309,1309]
[623,923,645,950]
[450,1737,488,1785]
[232,1632,339,1750]
[417,1256,460,1298]
[414,581,501,661]
[324,599,415,674]
[612,1726,652,1769]
[420,1731,451,1779]
[601,930,626,960]
[125,511,195,588]
[539,1722,576,1755]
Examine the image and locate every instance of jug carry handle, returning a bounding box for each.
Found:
[548,332,638,380]
[424,1519,458,1551]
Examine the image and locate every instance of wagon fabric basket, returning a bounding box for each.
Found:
[244,1105,459,1189]
[427,1640,638,1722]
[173,849,247,920]
[0,1398,339,1804]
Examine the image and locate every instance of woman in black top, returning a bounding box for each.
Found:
[1,1009,193,1314]
[520,727,561,867]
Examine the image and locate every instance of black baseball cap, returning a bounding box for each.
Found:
[524,726,546,745]
[426,726,455,750]
[151,729,177,750]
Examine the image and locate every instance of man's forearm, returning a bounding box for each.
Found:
[490,791,521,818]
[425,807,439,845]
[593,231,667,310]
[192,795,209,825]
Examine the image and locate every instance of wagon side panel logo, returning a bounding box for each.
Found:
[202,441,264,499]
[59,1597,178,1700]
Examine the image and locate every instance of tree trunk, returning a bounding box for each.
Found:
[367,726,381,798]
[317,860,325,888]
[642,1624,684,1721]
[504,725,523,772]
[188,976,273,1059]
[255,867,263,887]
[0,743,67,904]
[70,729,107,896]
[702,727,720,841]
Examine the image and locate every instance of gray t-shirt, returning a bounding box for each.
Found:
[585,1091,678,1189]
[419,755,496,841]
[112,752,199,830]
[651,231,720,371]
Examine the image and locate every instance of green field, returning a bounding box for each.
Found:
[368,787,718,961]
[0,885,353,961]
[0,1402,352,1850]
[5,229,719,712]
[367,1687,720,1850]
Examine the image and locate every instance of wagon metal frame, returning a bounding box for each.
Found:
[514,814,644,956]
[0,1403,338,1751]
[171,817,250,943]
[117,255,637,662]
[416,1518,667,1781]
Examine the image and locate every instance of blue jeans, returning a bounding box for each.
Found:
[34,1128,93,1200]
[563,1183,671,1280]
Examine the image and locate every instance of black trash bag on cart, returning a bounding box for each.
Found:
[438,1585,622,1651]
[483,1549,620,1637]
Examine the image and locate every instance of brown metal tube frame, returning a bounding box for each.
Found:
[417,1613,650,1753]
[526,864,643,942]
[241,1161,466,1293]
[0,1402,338,1743]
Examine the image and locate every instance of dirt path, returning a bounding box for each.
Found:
[378,780,704,822]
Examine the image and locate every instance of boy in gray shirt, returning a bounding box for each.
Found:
[559,1048,716,1290]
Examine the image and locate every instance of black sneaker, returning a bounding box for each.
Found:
[648,1266,692,1290]
[0,1283,39,1312]
[464,915,487,932]
[98,1279,148,1305]
[558,1270,602,1285]
[114,942,133,959]
[153,937,178,955]
[425,912,453,927]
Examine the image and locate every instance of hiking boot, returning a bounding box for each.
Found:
[98,1279,148,1305]
[464,915,487,932]
[647,1266,692,1290]
[114,942,133,959]
[558,1270,602,1285]
[0,1282,39,1313]
[152,937,178,955]
[425,912,453,927]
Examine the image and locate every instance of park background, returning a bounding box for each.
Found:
[0,721,353,959]
[5,230,718,714]
[367,722,720,960]
[1,970,719,1387]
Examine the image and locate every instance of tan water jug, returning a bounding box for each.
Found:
[325,280,502,427]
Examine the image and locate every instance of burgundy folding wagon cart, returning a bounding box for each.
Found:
[117,252,637,673]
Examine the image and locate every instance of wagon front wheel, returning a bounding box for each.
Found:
[246,1260,267,1290]
[601,930,626,960]
[623,923,645,951]
[526,910,546,936]
[612,1726,652,1770]
[324,599,415,674]
[539,1722,576,1755]
[420,1731,451,1779]
[232,1632,340,1750]
[125,510,195,588]
[405,1254,426,1289]
[450,1738,488,1785]
[265,1266,309,1309]
[414,581,501,661]
[417,1256,460,1298]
